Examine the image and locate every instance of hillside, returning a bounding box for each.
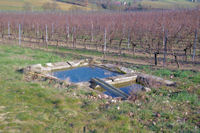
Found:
[0,0,91,11]
[102,0,200,10]
[139,0,200,9]
[0,0,199,11]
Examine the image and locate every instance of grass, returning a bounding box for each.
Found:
[117,0,200,9]
[140,0,199,9]
[48,45,103,57]
[0,0,199,11]
[0,43,199,132]
[0,0,90,11]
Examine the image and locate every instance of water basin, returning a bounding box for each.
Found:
[52,66,121,83]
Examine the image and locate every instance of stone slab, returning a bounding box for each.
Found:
[136,73,176,88]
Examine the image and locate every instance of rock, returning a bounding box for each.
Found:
[103,64,117,68]
[165,80,176,87]
[111,99,117,103]
[49,62,71,70]
[144,87,151,92]
[103,94,109,99]
[136,73,176,88]
[98,94,102,99]
[31,64,42,68]
[53,62,68,66]
[53,66,69,70]
[81,62,89,66]
[45,74,59,80]
[67,61,80,67]
[100,64,121,73]
[67,60,86,67]
[46,63,53,67]
[29,64,43,73]
[42,67,52,72]
[119,67,136,74]
[93,60,101,64]
[113,75,137,83]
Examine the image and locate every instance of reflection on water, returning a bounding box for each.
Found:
[53,66,121,83]
[104,84,144,98]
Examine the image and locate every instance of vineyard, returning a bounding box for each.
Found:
[0,9,200,68]
[0,9,200,132]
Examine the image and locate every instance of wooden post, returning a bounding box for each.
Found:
[1,23,4,39]
[72,27,74,48]
[19,24,21,46]
[91,22,94,42]
[119,39,123,56]
[184,48,187,62]
[67,25,70,39]
[72,27,74,43]
[163,27,167,67]
[8,22,10,37]
[45,24,48,49]
[174,55,180,68]
[104,28,107,55]
[45,24,48,42]
[21,23,24,41]
[37,23,39,37]
[154,52,158,66]
[192,29,197,62]
[127,29,130,49]
[51,23,54,39]
[72,27,76,48]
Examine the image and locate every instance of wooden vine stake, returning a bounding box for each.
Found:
[163,27,167,67]
[192,29,197,62]
[91,21,94,42]
[8,22,10,38]
[104,28,107,58]
[127,29,130,49]
[51,23,54,39]
[19,24,21,46]
[45,24,48,49]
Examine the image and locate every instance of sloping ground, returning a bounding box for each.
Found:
[0,43,199,132]
[56,0,87,6]
[0,0,90,11]
[117,0,199,9]
[140,0,199,9]
[0,0,199,11]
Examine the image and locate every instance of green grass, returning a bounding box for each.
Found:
[48,45,103,57]
[118,0,200,9]
[0,44,199,132]
[0,0,90,11]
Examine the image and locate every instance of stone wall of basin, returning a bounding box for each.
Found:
[23,59,176,90]
[24,59,91,73]
[90,73,138,89]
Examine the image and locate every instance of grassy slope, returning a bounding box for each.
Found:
[0,0,90,11]
[0,44,199,132]
[140,0,199,9]
[0,0,199,11]
[117,0,199,9]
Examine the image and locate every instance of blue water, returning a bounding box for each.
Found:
[104,84,144,98]
[53,66,121,83]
